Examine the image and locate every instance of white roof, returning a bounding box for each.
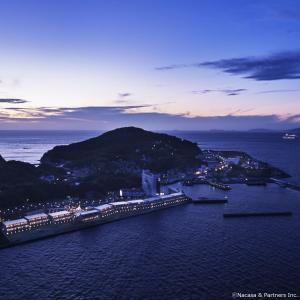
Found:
[110,201,129,206]
[2,218,28,227]
[95,204,113,211]
[78,209,99,216]
[25,213,48,220]
[144,192,184,203]
[161,192,183,199]
[48,210,72,218]
[126,200,144,204]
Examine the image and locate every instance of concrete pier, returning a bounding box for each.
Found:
[223,211,292,218]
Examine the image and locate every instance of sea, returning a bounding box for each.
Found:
[0,130,300,300]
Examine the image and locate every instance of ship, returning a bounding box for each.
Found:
[0,192,190,248]
[208,181,232,191]
[282,133,297,140]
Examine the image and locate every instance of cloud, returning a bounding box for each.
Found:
[0,105,299,131]
[114,92,133,104]
[155,64,188,71]
[0,105,151,122]
[118,93,132,98]
[199,51,300,81]
[228,108,254,115]
[273,9,300,21]
[156,51,300,81]
[257,89,300,94]
[0,98,28,104]
[192,88,247,96]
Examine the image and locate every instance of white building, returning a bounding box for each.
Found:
[142,170,160,196]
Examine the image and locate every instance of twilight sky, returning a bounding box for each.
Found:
[0,0,300,130]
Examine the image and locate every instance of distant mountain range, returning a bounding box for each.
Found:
[248,128,300,133]
[168,128,300,133]
[247,128,277,133]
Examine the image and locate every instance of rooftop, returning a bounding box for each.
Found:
[94,204,113,211]
[144,192,183,203]
[126,200,145,204]
[110,201,130,206]
[48,210,72,217]
[2,218,28,226]
[78,209,99,216]
[25,213,49,220]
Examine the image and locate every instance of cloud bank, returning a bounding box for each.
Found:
[0,98,28,104]
[0,105,299,131]
[192,89,247,96]
[157,51,300,81]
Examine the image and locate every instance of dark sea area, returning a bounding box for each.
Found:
[0,130,300,300]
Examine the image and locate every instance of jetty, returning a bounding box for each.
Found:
[223,211,292,218]
[208,181,231,191]
[270,178,300,191]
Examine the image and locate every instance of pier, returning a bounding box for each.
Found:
[270,178,300,191]
[208,181,232,191]
[223,211,292,218]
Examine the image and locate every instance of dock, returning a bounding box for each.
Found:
[223,211,292,218]
[270,178,300,191]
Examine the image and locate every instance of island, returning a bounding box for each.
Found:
[0,127,201,211]
[0,127,292,248]
[0,127,289,213]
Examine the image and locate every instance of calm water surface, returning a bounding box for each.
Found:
[0,130,99,164]
[0,131,300,300]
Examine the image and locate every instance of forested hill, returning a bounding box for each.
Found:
[41,127,202,172]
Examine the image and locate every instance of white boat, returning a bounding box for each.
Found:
[282,133,297,140]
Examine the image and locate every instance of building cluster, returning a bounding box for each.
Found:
[195,150,268,181]
[1,192,189,237]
